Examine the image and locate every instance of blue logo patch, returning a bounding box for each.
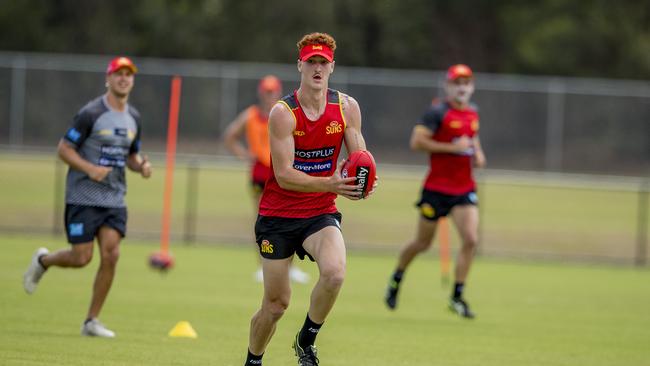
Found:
[468,192,478,204]
[114,128,127,137]
[69,223,84,236]
[66,128,81,142]
[293,160,332,173]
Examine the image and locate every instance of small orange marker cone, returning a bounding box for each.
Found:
[168,321,198,338]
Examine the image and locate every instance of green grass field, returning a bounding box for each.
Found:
[1,154,648,263]
[1,234,649,365]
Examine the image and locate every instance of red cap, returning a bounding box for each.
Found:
[106,57,138,75]
[299,43,334,62]
[446,64,473,80]
[258,75,282,93]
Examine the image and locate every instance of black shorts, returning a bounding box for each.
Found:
[64,204,127,244]
[255,212,343,261]
[416,189,478,221]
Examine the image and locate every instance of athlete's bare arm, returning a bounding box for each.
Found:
[473,136,486,168]
[223,109,252,162]
[341,93,366,153]
[341,93,380,198]
[410,125,472,154]
[269,103,359,198]
[57,139,112,182]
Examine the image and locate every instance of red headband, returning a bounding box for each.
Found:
[299,44,334,62]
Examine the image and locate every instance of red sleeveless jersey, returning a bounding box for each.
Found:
[418,101,480,195]
[259,89,346,218]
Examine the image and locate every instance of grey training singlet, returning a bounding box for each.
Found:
[62,95,141,208]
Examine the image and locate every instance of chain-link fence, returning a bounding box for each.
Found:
[1,51,648,175]
[0,52,648,265]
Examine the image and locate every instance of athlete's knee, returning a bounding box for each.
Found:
[71,248,93,267]
[319,264,346,291]
[101,246,120,267]
[263,297,290,320]
[461,234,479,251]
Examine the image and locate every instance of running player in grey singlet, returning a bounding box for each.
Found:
[63,94,141,208]
[23,56,152,338]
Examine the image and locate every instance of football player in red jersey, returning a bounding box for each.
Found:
[244,32,375,366]
[385,64,486,319]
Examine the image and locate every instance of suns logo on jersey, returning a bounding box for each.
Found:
[294,130,305,136]
[260,240,274,254]
[471,119,479,131]
[326,121,342,135]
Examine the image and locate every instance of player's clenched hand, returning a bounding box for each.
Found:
[329,161,362,200]
[140,155,152,178]
[88,165,112,182]
[453,135,473,153]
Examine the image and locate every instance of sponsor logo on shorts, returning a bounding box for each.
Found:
[468,192,478,204]
[69,223,84,236]
[261,240,274,254]
[295,146,335,160]
[326,121,343,135]
[293,160,332,173]
[420,203,435,218]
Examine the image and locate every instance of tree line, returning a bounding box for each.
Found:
[2,0,648,79]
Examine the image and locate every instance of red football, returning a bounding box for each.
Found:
[341,150,377,199]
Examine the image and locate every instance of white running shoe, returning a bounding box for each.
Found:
[289,267,310,284]
[23,247,49,294]
[81,318,116,338]
[254,268,264,283]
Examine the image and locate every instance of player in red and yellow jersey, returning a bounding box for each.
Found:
[385,64,486,319]
[244,32,375,366]
[224,75,310,284]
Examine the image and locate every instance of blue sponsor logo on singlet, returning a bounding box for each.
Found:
[114,128,127,137]
[66,128,81,142]
[99,145,128,167]
[293,160,332,173]
[69,223,84,236]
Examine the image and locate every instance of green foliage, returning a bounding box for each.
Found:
[501,0,650,78]
[1,0,648,78]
